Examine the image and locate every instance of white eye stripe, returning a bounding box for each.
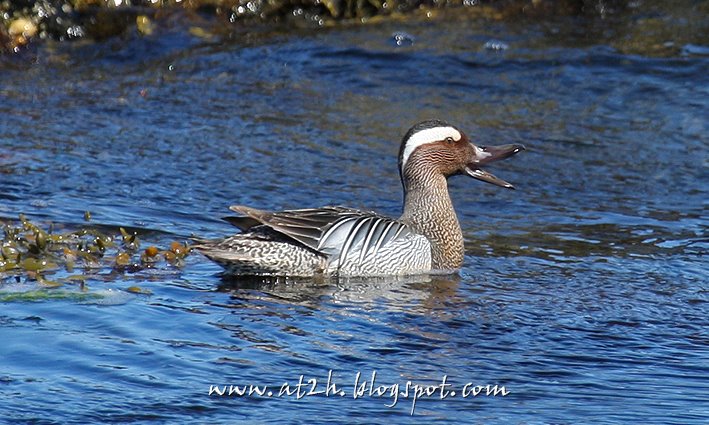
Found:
[400,126,461,170]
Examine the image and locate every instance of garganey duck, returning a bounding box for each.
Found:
[196,120,524,277]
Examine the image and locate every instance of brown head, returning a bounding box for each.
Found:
[398,119,524,191]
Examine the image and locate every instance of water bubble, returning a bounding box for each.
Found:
[392,31,415,47]
[484,40,509,51]
[66,25,85,39]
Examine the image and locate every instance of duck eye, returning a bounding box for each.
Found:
[445,137,454,143]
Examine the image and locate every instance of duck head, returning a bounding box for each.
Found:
[398,119,525,189]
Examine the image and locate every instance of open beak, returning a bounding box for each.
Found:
[463,144,525,189]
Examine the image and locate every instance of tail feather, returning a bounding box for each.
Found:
[193,236,326,277]
[195,244,279,276]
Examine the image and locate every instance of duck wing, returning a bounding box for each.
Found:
[226,205,414,266]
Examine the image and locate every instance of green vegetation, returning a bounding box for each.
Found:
[1,0,629,52]
[0,213,191,301]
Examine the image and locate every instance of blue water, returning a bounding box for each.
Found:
[1,5,708,424]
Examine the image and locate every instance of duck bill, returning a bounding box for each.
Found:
[464,143,525,189]
[464,167,515,189]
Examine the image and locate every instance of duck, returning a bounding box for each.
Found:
[195,120,524,277]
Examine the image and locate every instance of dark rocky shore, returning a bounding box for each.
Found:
[1,0,631,52]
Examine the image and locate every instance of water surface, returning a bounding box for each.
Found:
[1,6,707,424]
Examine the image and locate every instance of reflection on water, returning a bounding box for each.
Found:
[216,274,463,316]
[1,3,708,423]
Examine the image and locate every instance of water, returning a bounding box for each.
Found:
[1,4,708,424]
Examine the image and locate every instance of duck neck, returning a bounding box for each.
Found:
[399,167,464,271]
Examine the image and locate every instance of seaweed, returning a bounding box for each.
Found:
[0,212,191,301]
[1,0,634,52]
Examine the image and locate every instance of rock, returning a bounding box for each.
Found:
[9,18,38,38]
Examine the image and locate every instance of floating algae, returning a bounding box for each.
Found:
[0,289,103,303]
[0,213,192,302]
[2,0,644,53]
